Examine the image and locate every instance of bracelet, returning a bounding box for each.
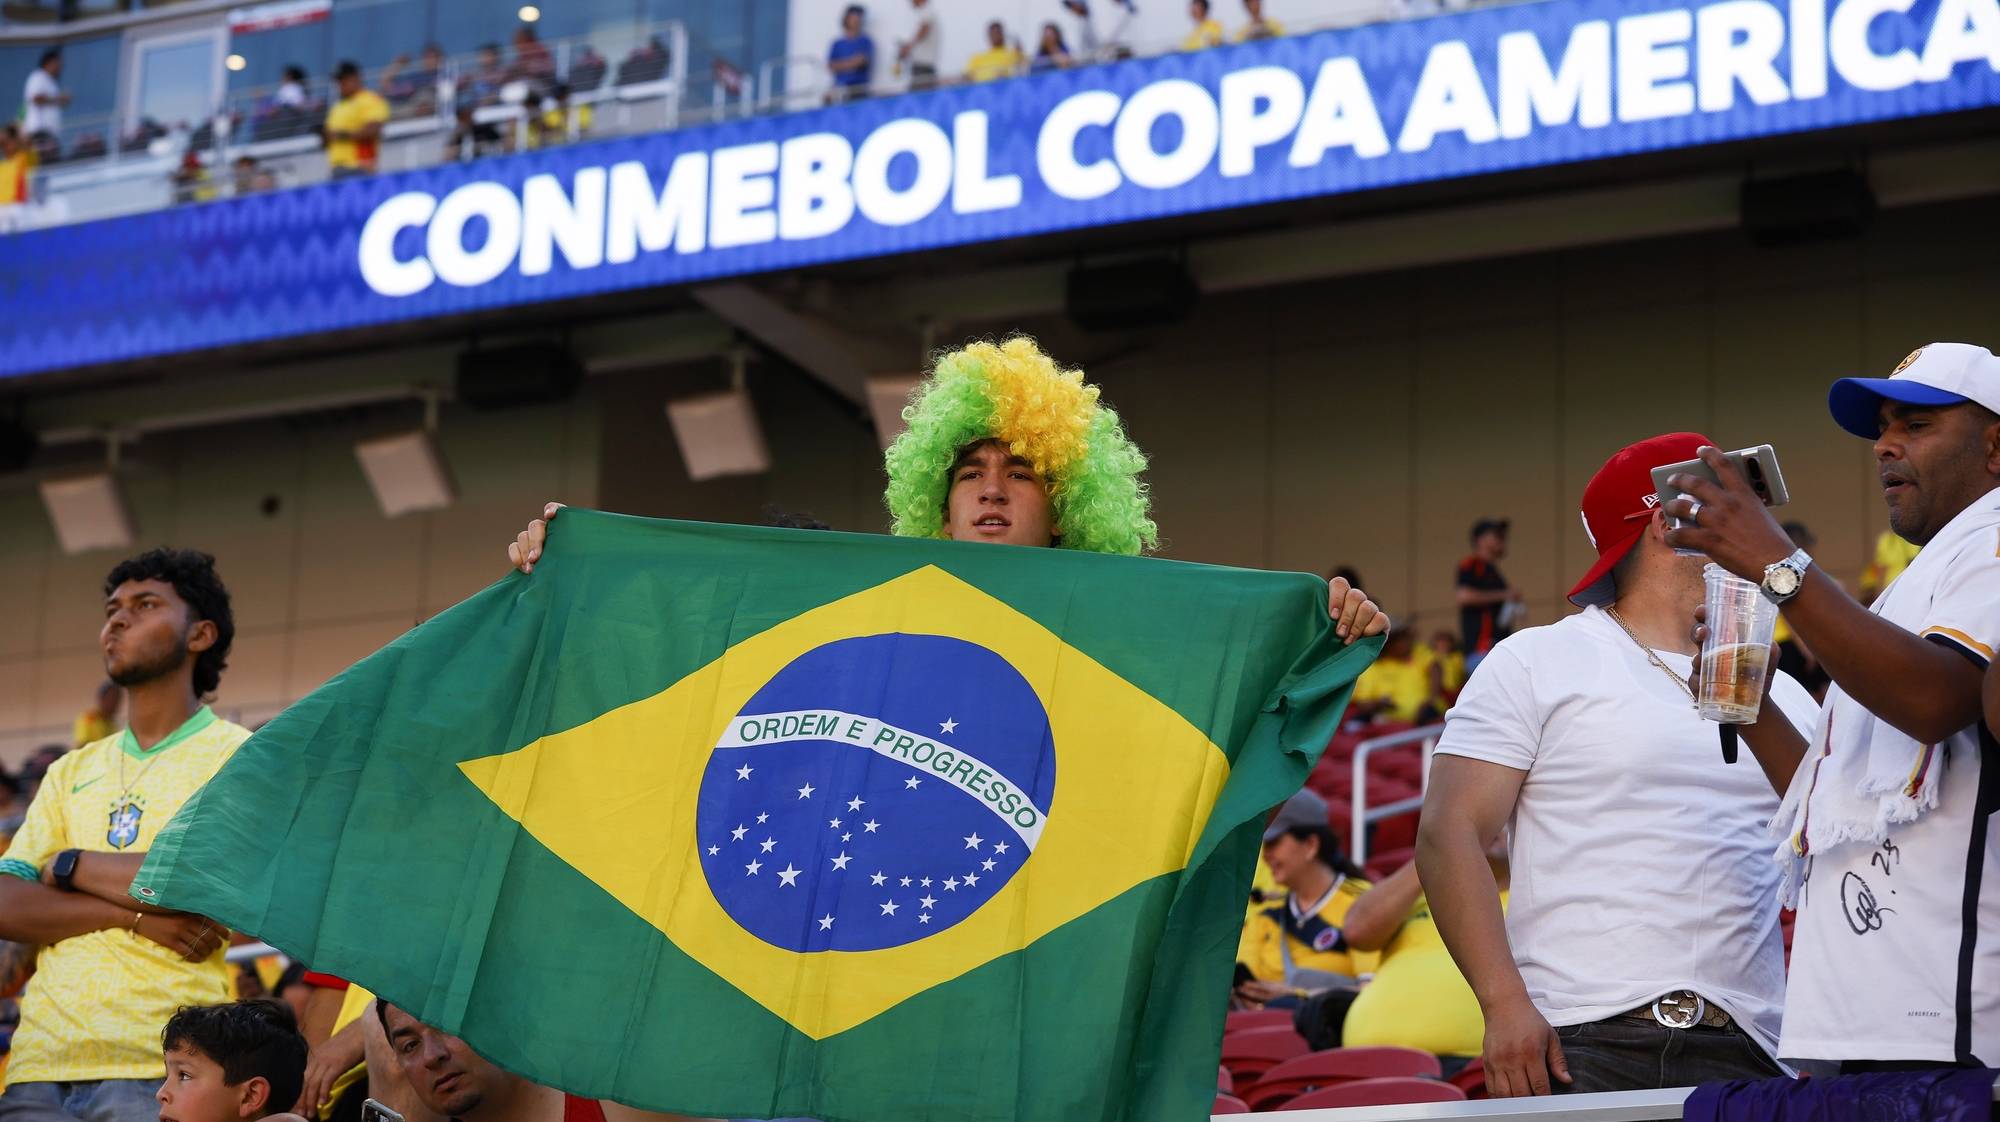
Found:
[130,912,143,935]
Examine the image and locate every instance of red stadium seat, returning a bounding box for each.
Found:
[1280,1077,1467,1110]
[1242,1046,1444,1110]
[1211,1092,1250,1114]
[1372,811,1420,854]
[1224,1008,1293,1034]
[1219,1025,1310,1084]
[1449,1057,1487,1098]
[1217,1064,1232,1092]
[1364,846,1415,881]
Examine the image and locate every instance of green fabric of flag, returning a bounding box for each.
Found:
[135,511,1377,1122]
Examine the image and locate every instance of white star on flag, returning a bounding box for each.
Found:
[777,864,801,887]
[880,900,900,916]
[847,796,865,811]
[904,776,921,789]
[756,812,770,824]
[745,859,762,875]
[818,914,835,930]
[841,832,852,842]
[706,846,719,856]
[796,783,816,799]
[759,837,776,853]
[863,819,880,833]
[919,894,937,909]
[940,718,958,734]
[920,877,933,887]
[944,877,959,891]
[830,852,852,870]
[899,876,912,887]
[963,832,983,849]
[963,872,980,887]
[730,825,747,841]
[994,842,1010,855]
[829,817,842,829]
[869,871,887,886]
[982,858,997,871]
[918,913,932,924]
[735,765,753,780]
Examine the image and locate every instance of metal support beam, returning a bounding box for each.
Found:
[692,283,904,407]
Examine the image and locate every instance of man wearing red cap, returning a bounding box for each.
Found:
[1666,342,2000,1071]
[1417,433,1821,1097]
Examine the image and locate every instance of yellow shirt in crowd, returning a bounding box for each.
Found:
[0,708,250,1086]
[326,89,390,170]
[1352,653,1434,724]
[73,709,113,748]
[1238,874,1378,983]
[965,46,1024,82]
[1182,19,1225,50]
[1343,890,1507,1056]
[1235,18,1287,40]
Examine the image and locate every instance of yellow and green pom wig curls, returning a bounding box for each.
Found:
[884,336,1159,556]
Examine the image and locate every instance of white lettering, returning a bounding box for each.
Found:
[952,111,1022,213]
[1288,58,1391,163]
[709,141,779,248]
[1698,0,1791,110]
[357,191,437,297]
[605,155,708,263]
[1037,89,1123,199]
[1830,0,1920,89]
[519,168,605,277]
[1497,22,1612,139]
[427,181,521,288]
[1219,66,1305,177]
[777,132,855,240]
[853,117,953,226]
[1398,41,1500,152]
[1917,0,2000,81]
[1618,9,1697,121]
[1792,0,1829,98]
[1114,78,1221,189]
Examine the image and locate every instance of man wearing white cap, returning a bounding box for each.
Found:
[1666,342,2000,1070]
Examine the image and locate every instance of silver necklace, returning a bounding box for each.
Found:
[1604,606,1698,709]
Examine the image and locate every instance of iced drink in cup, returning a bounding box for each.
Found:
[1699,563,1780,723]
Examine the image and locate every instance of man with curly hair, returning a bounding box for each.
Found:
[0,549,250,1122]
[507,337,1388,639]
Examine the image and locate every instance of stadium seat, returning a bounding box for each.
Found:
[1372,811,1420,853]
[1241,1046,1444,1111]
[1224,1008,1293,1034]
[1279,1077,1467,1109]
[1218,1025,1309,1084]
[1217,1064,1232,1092]
[1211,1092,1250,1114]
[1448,1057,1486,1098]
[1363,846,1415,881]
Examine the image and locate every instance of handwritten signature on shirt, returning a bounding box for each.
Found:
[1841,839,1902,936]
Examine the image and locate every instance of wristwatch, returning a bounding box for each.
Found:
[1761,548,1813,605]
[49,848,82,892]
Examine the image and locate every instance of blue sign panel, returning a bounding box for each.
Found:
[4,0,1997,376]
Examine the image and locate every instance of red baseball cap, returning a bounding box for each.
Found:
[1567,432,1716,608]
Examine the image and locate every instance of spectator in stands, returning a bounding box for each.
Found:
[965,21,1024,82]
[1348,626,1438,725]
[445,102,508,161]
[528,85,590,148]
[230,156,274,197]
[510,25,556,90]
[384,45,444,111]
[1456,518,1519,672]
[465,44,507,106]
[0,124,35,207]
[375,1004,707,1122]
[274,67,308,110]
[21,50,68,150]
[1030,23,1073,72]
[896,0,939,89]
[615,37,670,87]
[568,45,607,92]
[1234,790,1372,1011]
[1061,0,1102,61]
[827,6,874,103]
[1340,850,1506,1066]
[1236,0,1287,39]
[1429,629,1467,703]
[323,62,388,178]
[1672,344,2000,1072]
[1419,433,1819,1097]
[1858,524,1920,604]
[171,152,216,206]
[1181,0,1225,49]
[73,680,120,748]
[157,1001,308,1122]
[0,549,250,1122]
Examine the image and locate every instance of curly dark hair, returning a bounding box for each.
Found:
[104,549,234,697]
[162,1000,308,1111]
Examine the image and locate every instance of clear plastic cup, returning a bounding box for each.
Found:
[1699,563,1779,723]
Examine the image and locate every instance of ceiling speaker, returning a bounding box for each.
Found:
[354,430,457,517]
[666,387,770,481]
[40,472,134,555]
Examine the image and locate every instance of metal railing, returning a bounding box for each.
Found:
[1349,723,1442,868]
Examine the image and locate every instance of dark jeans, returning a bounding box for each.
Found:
[1553,1017,1783,1094]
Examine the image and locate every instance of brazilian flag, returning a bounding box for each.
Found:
[135,512,1377,1122]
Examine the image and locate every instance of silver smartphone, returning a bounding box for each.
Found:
[361,1100,406,1122]
[1651,444,1790,553]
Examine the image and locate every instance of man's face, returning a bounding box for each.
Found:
[944,440,1056,548]
[45,57,61,78]
[1875,401,2000,544]
[843,10,862,33]
[337,73,362,97]
[102,579,201,690]
[382,1004,507,1119]
[157,1043,257,1122]
[987,22,1004,45]
[479,48,500,69]
[1246,0,1264,15]
[1190,0,1208,20]
[1476,529,1507,560]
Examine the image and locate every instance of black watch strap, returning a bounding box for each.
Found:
[50,848,82,892]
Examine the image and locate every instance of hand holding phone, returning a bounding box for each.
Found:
[1652,445,1789,556]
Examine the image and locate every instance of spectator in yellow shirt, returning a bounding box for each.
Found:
[1182,0,1225,49]
[1235,0,1286,40]
[965,20,1024,82]
[72,680,120,748]
[1350,628,1438,725]
[1859,525,1921,604]
[323,61,389,177]
[0,124,36,206]
[1235,791,1374,1009]
[1429,630,1467,702]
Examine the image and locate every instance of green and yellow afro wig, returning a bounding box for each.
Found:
[884,336,1158,556]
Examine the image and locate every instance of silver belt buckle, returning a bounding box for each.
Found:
[1651,991,1706,1029]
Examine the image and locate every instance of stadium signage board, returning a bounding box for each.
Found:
[4,0,1997,376]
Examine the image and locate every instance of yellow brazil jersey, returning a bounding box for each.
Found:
[1237,874,1376,984]
[1234,18,1286,41]
[0,708,250,1086]
[1343,890,1507,1056]
[965,46,1023,82]
[1352,655,1433,724]
[326,89,390,170]
[1182,19,1225,50]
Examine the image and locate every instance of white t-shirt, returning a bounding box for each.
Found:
[906,9,939,69]
[22,68,60,136]
[1435,605,1819,1058]
[1781,491,2000,1064]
